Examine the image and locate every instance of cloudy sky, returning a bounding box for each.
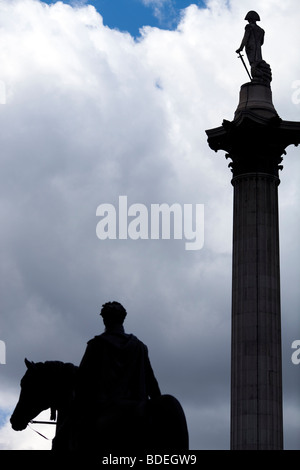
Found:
[0,0,299,450]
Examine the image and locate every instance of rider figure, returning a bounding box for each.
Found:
[73,301,161,449]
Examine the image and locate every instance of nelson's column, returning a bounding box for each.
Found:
[206,11,300,450]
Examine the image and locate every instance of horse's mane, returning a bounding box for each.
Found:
[42,361,78,377]
[22,360,78,387]
[21,361,78,406]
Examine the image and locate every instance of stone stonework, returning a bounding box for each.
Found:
[231,173,282,450]
[206,82,300,449]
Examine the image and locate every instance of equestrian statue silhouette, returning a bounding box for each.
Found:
[10,302,189,451]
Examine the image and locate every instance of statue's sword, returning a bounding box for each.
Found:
[237,52,252,81]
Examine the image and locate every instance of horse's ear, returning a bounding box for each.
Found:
[24,358,34,369]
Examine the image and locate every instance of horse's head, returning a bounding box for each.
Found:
[10,358,53,431]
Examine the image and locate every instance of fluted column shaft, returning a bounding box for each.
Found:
[230,173,283,450]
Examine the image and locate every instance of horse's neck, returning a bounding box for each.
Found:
[47,362,77,414]
[43,362,75,410]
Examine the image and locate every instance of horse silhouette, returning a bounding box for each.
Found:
[10,358,189,451]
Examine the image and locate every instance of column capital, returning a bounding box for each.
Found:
[206,83,300,178]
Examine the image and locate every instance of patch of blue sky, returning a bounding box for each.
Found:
[41,0,207,37]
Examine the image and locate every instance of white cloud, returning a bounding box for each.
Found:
[0,0,299,450]
[0,411,54,450]
[140,0,177,25]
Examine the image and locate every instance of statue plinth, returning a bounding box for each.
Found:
[234,82,278,121]
[206,81,300,450]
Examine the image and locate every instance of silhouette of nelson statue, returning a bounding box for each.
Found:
[72,301,163,450]
[236,11,272,83]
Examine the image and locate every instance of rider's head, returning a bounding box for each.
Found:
[100,301,127,328]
